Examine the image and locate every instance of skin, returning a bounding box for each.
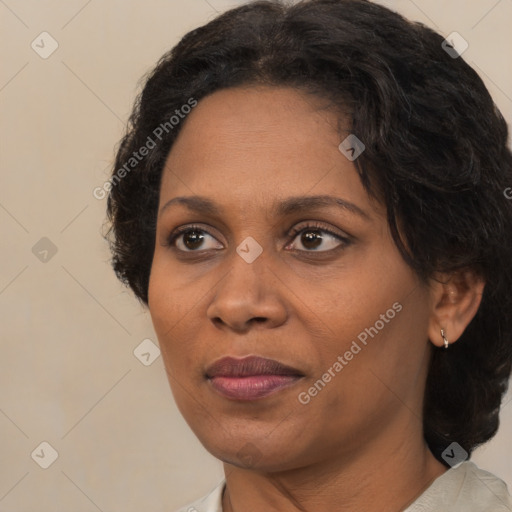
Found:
[147,86,485,512]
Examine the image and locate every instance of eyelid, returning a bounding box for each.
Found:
[287,220,350,241]
[165,223,222,247]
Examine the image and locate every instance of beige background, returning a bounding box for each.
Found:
[1,0,511,510]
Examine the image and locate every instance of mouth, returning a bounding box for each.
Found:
[205,355,305,401]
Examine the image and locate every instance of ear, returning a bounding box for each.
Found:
[427,268,485,348]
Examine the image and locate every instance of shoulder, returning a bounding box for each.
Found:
[173,480,225,512]
[172,465,512,512]
[405,461,512,512]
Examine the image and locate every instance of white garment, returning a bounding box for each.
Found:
[174,461,512,512]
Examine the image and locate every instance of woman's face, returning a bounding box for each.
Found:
[148,86,434,471]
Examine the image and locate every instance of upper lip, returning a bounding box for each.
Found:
[205,355,304,378]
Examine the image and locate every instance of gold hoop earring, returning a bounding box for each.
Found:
[441,328,449,349]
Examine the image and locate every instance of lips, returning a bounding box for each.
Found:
[205,355,304,401]
[205,355,304,378]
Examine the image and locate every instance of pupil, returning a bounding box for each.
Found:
[184,230,204,249]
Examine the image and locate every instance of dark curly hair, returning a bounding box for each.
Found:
[105,0,512,465]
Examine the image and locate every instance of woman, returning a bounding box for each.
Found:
[105,0,512,510]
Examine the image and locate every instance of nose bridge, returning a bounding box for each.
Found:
[220,238,269,304]
[206,237,287,329]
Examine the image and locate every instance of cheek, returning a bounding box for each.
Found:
[307,259,404,344]
[147,262,172,339]
[299,294,429,443]
[148,251,192,330]
[308,247,427,381]
[147,255,211,380]
[147,265,204,418]
[147,259,187,360]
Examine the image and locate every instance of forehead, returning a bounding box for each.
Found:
[165,85,343,168]
[158,85,380,220]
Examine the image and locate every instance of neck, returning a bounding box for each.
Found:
[221,418,447,512]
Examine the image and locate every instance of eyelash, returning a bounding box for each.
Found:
[165,222,351,254]
[287,222,351,251]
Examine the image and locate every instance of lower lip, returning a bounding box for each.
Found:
[208,375,302,400]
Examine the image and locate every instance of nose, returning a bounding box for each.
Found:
[206,249,288,333]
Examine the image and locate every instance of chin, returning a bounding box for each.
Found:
[194,428,310,473]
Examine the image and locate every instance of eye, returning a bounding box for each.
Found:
[165,222,351,254]
[167,224,223,252]
[286,222,350,252]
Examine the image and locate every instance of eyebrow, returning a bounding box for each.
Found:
[159,194,370,220]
